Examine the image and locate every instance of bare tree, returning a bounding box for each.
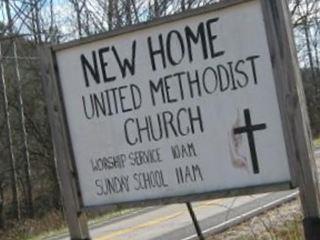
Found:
[30,0,42,43]
[3,0,21,221]
[69,0,85,37]
[13,40,34,218]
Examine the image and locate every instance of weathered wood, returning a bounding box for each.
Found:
[303,218,320,240]
[38,46,90,240]
[260,0,320,238]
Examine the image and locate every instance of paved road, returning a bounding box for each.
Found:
[55,190,297,240]
[55,149,320,240]
[314,148,320,158]
[91,191,297,240]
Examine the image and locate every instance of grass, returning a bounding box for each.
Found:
[9,207,303,240]
[208,200,303,240]
[313,137,320,148]
[209,217,303,240]
[0,210,65,240]
[243,220,302,240]
[0,207,141,240]
[32,207,141,240]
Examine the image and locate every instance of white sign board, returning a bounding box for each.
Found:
[54,0,291,207]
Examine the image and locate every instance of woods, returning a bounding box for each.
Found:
[0,0,319,238]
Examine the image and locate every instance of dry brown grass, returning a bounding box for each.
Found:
[0,199,304,240]
[208,199,303,240]
[0,210,65,240]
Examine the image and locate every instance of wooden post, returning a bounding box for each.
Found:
[261,1,320,239]
[38,46,90,240]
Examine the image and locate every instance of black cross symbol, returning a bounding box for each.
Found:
[233,109,267,174]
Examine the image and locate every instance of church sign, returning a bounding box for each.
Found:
[48,0,300,208]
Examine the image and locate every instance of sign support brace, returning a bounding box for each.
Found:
[186,202,204,240]
[38,46,91,240]
[261,1,320,239]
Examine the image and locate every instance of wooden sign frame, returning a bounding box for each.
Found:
[40,0,319,225]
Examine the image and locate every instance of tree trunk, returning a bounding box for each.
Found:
[314,19,320,71]
[131,0,140,23]
[72,0,83,37]
[304,19,316,82]
[32,0,42,43]
[154,0,160,18]
[108,0,114,30]
[181,0,186,11]
[114,1,122,28]
[12,41,34,218]
[314,42,319,74]
[50,0,54,30]
[3,0,21,221]
[0,44,20,221]
[84,9,90,35]
[0,182,4,228]
[30,0,38,42]
[125,1,132,26]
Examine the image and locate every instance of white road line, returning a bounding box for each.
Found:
[180,191,299,240]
